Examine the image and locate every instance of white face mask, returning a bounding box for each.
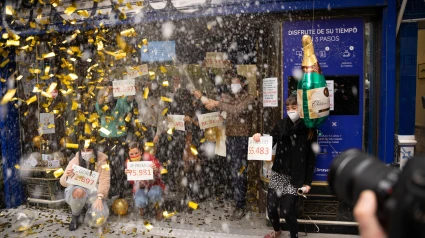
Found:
[81,151,94,161]
[231,84,242,94]
[287,111,300,122]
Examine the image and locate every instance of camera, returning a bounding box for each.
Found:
[328,149,425,238]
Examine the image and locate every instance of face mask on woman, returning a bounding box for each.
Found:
[231,84,242,94]
[81,151,94,161]
[287,110,300,122]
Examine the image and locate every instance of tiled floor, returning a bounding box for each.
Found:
[0,196,360,238]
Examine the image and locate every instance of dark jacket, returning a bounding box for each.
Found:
[271,118,317,187]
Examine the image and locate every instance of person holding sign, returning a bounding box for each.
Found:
[124,142,165,220]
[96,84,132,199]
[134,80,166,144]
[253,92,317,238]
[59,141,110,231]
[195,72,255,221]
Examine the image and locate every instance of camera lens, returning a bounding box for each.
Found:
[328,149,398,205]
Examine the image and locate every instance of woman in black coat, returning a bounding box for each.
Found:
[254,92,317,238]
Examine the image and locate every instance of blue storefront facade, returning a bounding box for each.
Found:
[0,0,403,221]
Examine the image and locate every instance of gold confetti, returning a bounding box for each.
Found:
[1,89,16,104]
[15,164,20,169]
[66,143,79,149]
[42,52,55,58]
[239,165,246,174]
[6,40,20,46]
[30,22,37,29]
[162,81,169,87]
[142,39,148,45]
[141,126,147,131]
[159,66,167,73]
[144,222,153,230]
[149,71,155,80]
[46,82,57,94]
[102,105,109,111]
[26,95,37,105]
[190,145,198,156]
[143,87,149,99]
[162,211,176,219]
[101,163,110,170]
[160,168,168,175]
[145,142,154,147]
[0,59,10,68]
[68,73,78,80]
[135,131,141,137]
[167,127,174,135]
[200,138,206,143]
[125,113,132,123]
[16,75,23,80]
[100,127,111,136]
[162,108,168,116]
[5,6,14,15]
[64,6,77,15]
[44,65,50,75]
[53,168,64,178]
[188,201,199,210]
[76,10,90,17]
[71,101,78,110]
[161,96,172,102]
[120,28,136,37]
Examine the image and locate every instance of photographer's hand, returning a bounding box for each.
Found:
[354,190,387,238]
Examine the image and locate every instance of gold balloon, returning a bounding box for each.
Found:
[144,145,156,156]
[59,137,72,148]
[33,136,42,148]
[112,198,129,215]
[205,128,217,142]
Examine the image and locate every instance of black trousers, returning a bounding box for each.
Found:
[267,188,298,238]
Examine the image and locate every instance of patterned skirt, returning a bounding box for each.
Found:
[268,170,297,196]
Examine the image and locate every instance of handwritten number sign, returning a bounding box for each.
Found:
[67,164,99,190]
[112,79,136,97]
[167,115,185,131]
[127,161,154,180]
[197,112,222,129]
[247,136,273,161]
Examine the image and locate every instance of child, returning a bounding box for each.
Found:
[124,142,165,220]
[253,92,317,238]
[60,141,110,231]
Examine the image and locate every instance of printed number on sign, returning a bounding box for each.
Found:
[70,174,94,185]
[248,147,270,155]
[130,169,152,176]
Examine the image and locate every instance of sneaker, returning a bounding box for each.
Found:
[230,208,246,221]
[69,215,79,231]
[264,231,282,238]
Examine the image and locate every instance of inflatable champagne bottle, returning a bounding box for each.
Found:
[297,35,330,128]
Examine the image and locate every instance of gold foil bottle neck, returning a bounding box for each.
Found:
[302,35,318,67]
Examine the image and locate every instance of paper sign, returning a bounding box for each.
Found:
[29,156,38,167]
[263,78,278,107]
[112,79,136,97]
[39,113,55,134]
[167,115,185,131]
[42,154,53,161]
[326,80,334,111]
[48,160,60,168]
[205,52,227,68]
[197,112,222,130]
[125,64,149,80]
[247,136,273,161]
[67,164,99,190]
[126,161,154,180]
